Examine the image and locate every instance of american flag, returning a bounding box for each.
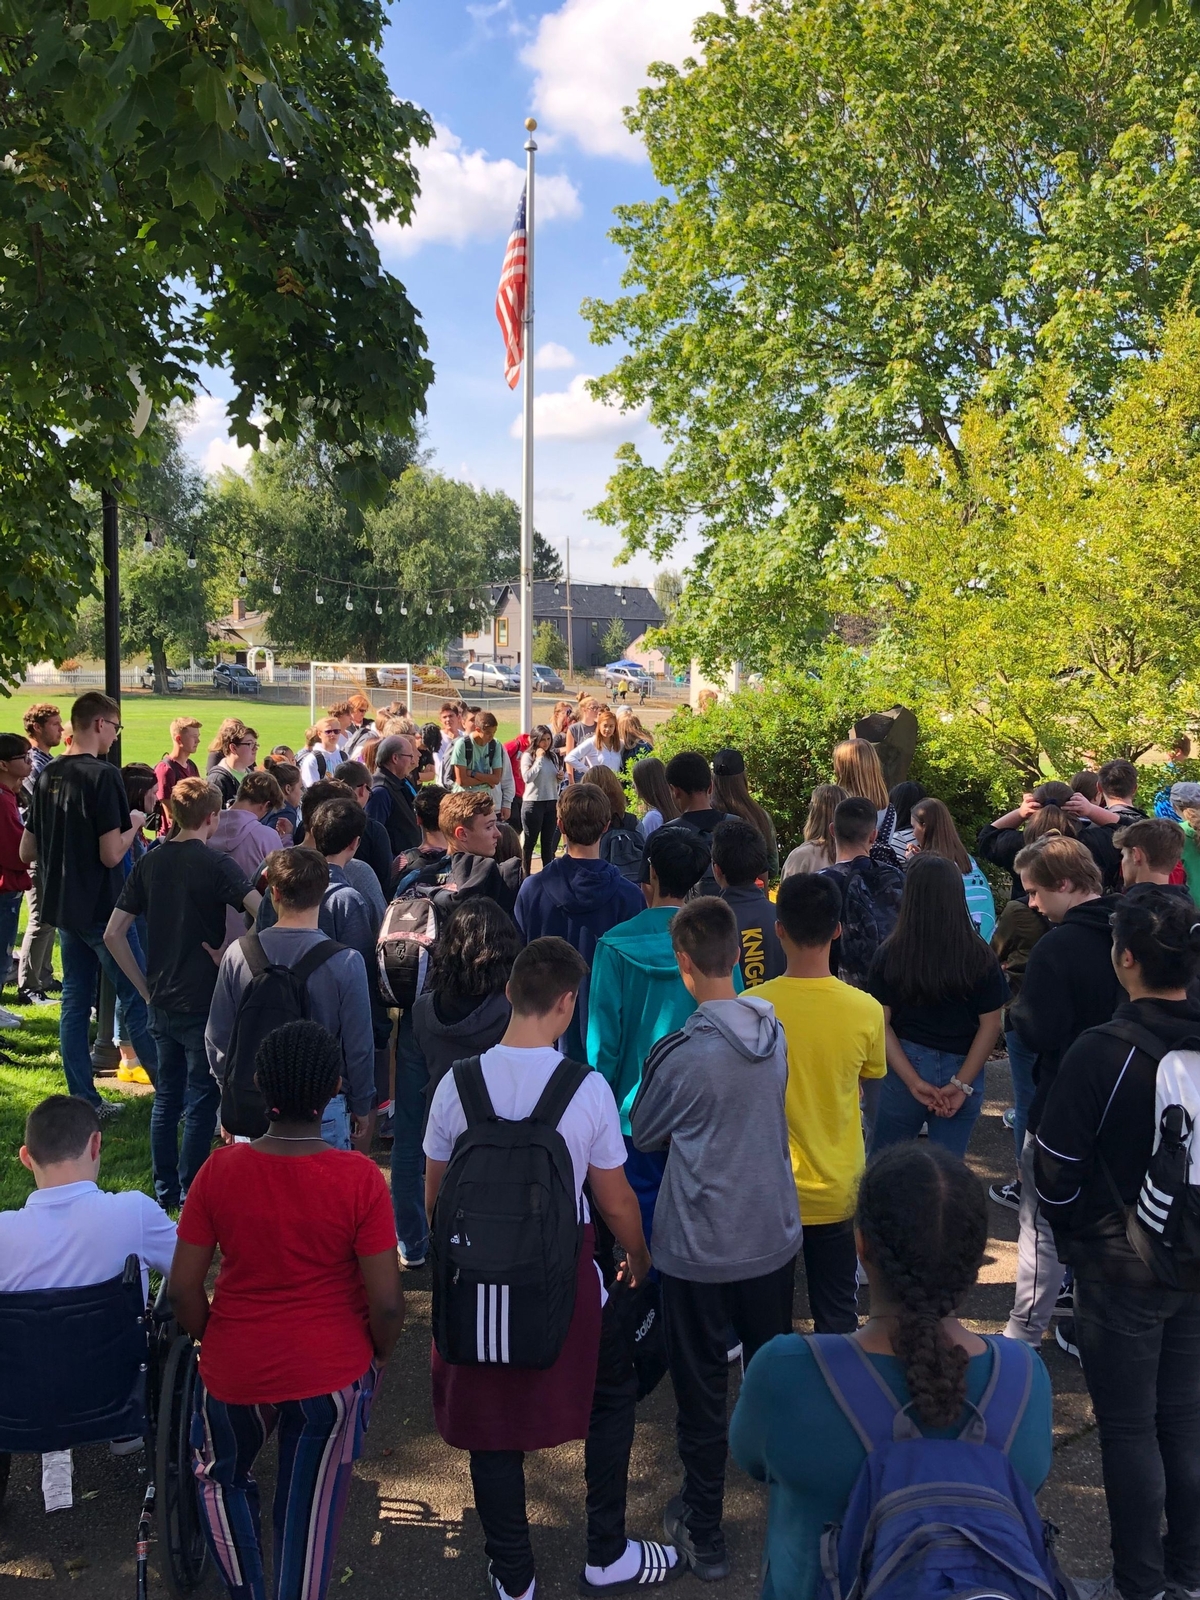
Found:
[496,187,527,390]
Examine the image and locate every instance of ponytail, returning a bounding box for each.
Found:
[856,1144,988,1428]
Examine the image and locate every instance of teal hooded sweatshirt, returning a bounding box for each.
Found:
[587,905,743,1134]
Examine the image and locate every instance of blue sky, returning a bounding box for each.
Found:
[183,0,713,586]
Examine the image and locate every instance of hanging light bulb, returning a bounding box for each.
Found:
[142,518,153,556]
[238,564,248,587]
[187,544,197,570]
[469,597,477,610]
[374,598,383,616]
[447,601,454,614]
[272,575,281,595]
[425,601,433,615]
[400,602,408,615]
[315,587,324,605]
[344,592,354,611]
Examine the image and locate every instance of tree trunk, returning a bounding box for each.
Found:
[151,640,170,694]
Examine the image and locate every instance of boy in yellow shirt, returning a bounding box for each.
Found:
[756,872,885,1331]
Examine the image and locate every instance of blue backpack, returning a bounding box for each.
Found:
[808,1334,1074,1600]
[963,855,998,941]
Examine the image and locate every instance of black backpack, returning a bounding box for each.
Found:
[431,1054,590,1369]
[220,933,345,1136]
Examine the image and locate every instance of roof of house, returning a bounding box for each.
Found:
[492,580,663,625]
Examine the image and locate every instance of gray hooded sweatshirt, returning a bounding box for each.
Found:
[629,994,801,1283]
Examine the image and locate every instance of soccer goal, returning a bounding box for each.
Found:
[308,662,415,724]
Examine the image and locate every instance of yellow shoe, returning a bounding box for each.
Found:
[116,1060,153,1086]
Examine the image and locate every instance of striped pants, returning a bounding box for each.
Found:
[190,1367,377,1600]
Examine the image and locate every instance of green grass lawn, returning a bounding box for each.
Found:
[93,694,518,767]
[0,1000,154,1210]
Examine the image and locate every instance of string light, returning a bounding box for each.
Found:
[447,601,454,613]
[425,601,433,615]
[187,544,197,570]
[238,565,248,587]
[375,598,383,615]
[272,575,281,595]
[344,593,353,611]
[400,602,408,615]
[142,517,153,556]
[315,587,324,605]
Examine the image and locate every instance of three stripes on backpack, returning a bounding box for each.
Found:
[1138,1177,1176,1235]
[476,1283,511,1363]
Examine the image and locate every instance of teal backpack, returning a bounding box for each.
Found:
[964,857,997,941]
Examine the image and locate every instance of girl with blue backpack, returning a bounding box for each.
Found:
[908,796,998,939]
[730,1143,1059,1600]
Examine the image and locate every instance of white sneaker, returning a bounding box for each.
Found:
[41,1450,72,1513]
[109,1435,144,1457]
[0,1005,24,1028]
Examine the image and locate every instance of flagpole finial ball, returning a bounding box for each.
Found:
[525,117,537,131]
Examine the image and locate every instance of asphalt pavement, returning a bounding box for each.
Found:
[0,1057,1111,1600]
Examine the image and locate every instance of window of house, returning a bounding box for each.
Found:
[496,617,509,647]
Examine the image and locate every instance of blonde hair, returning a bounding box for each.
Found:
[803,783,847,845]
[833,739,889,811]
[1013,834,1103,895]
[583,764,626,818]
[616,709,652,751]
[170,715,201,740]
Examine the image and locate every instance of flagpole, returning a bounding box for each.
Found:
[519,118,537,735]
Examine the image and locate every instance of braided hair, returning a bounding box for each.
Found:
[856,1143,988,1428]
[254,1021,341,1124]
[1113,884,1200,992]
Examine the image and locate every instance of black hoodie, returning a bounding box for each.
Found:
[1035,995,1200,1285]
[1010,894,1124,1135]
[412,987,511,1109]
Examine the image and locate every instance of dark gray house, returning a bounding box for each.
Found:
[453,580,664,670]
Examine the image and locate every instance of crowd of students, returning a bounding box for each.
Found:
[3,695,1200,1600]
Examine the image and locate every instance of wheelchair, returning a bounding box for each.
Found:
[0,1254,209,1598]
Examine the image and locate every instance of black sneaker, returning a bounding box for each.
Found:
[96,1101,127,1122]
[989,1180,1021,1210]
[1054,1276,1074,1315]
[1055,1320,1081,1363]
[42,978,62,994]
[662,1497,729,1582]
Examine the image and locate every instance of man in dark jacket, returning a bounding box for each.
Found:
[366,734,420,859]
[515,784,643,1059]
[820,797,904,989]
[1035,885,1200,1600]
[1004,834,1123,1350]
[434,791,518,918]
[638,751,728,898]
[335,759,397,896]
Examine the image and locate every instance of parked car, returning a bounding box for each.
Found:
[141,664,184,693]
[213,662,260,696]
[443,663,465,682]
[464,660,520,692]
[532,664,565,692]
[603,663,652,693]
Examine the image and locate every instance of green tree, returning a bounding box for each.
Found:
[600,616,629,662]
[653,569,682,621]
[841,311,1200,776]
[532,619,568,671]
[0,0,433,682]
[585,0,1200,671]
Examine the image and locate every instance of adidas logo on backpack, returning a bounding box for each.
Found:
[1096,1019,1200,1286]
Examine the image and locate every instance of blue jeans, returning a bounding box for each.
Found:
[390,1012,428,1260]
[321,1093,350,1151]
[1006,1026,1038,1169]
[59,923,159,1107]
[871,1039,985,1160]
[0,890,23,977]
[148,1008,218,1207]
[114,920,148,1048]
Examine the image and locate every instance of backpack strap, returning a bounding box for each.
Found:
[805,1334,920,1450]
[239,932,270,978]
[453,1056,496,1129]
[530,1056,592,1130]
[1093,1018,1174,1063]
[291,938,346,986]
[972,1335,1034,1454]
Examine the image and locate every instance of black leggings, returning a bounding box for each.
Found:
[522,799,558,873]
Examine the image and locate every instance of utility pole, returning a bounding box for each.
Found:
[101,489,122,767]
[565,536,574,682]
[518,118,537,734]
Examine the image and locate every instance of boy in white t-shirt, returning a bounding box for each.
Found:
[0,1095,178,1513]
[424,937,670,1600]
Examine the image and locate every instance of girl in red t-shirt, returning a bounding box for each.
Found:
[170,1021,403,1600]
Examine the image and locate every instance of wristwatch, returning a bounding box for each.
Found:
[949,1075,975,1097]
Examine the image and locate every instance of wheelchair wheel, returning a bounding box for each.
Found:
[155,1335,208,1596]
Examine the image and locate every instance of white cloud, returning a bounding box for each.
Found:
[178,396,256,478]
[536,341,576,370]
[376,123,581,258]
[511,373,648,440]
[523,0,712,160]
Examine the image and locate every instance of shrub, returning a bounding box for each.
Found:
[653,654,1011,857]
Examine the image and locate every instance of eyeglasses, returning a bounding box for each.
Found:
[236,739,258,749]
[101,717,123,734]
